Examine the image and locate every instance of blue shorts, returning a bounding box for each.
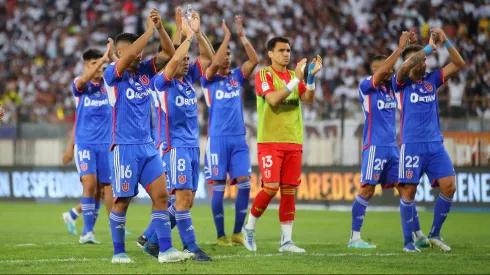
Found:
[361,145,399,189]
[158,143,168,174]
[399,142,455,186]
[204,135,251,184]
[74,143,111,184]
[164,147,200,194]
[109,143,165,199]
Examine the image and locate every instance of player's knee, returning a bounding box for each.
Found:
[398,184,417,201]
[112,197,131,213]
[440,177,456,198]
[175,190,193,210]
[81,177,97,196]
[151,189,169,208]
[264,182,280,189]
[359,185,375,200]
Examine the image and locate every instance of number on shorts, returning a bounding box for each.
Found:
[210,153,218,166]
[261,155,273,168]
[120,165,133,179]
[405,155,420,168]
[78,150,90,161]
[177,159,186,172]
[374,159,387,170]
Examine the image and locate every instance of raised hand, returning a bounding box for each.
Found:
[145,15,154,34]
[294,58,307,80]
[398,31,410,49]
[189,11,201,33]
[181,17,194,37]
[309,55,323,76]
[430,28,447,43]
[429,32,438,51]
[150,8,162,29]
[222,19,231,38]
[235,15,244,37]
[409,30,417,44]
[175,7,182,28]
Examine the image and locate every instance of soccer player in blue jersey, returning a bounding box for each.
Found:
[201,16,258,247]
[153,11,214,261]
[60,46,112,244]
[103,9,193,263]
[393,28,465,252]
[349,31,430,249]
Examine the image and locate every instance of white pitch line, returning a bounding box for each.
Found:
[4,242,78,247]
[0,258,110,264]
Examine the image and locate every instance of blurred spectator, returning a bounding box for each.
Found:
[448,76,466,118]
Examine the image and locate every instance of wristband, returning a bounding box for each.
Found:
[423,45,433,55]
[307,63,316,85]
[306,83,315,90]
[444,40,453,48]
[285,78,300,94]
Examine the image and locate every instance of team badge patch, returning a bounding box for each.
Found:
[230,79,239,87]
[139,75,149,85]
[213,167,219,176]
[121,182,129,192]
[178,175,186,184]
[81,163,88,171]
[374,173,380,181]
[406,171,413,179]
[261,82,270,92]
[424,83,433,92]
[264,170,271,179]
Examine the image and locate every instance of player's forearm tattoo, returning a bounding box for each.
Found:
[154,56,168,72]
[405,50,425,69]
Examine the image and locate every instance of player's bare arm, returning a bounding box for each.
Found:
[190,12,214,70]
[173,7,183,46]
[431,28,466,81]
[395,33,438,83]
[115,15,154,76]
[107,38,118,62]
[75,44,110,91]
[163,17,194,79]
[264,58,307,107]
[205,20,231,80]
[236,15,259,78]
[151,8,175,71]
[301,56,323,105]
[62,125,75,165]
[372,32,411,86]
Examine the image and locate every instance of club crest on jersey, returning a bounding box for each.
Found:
[424,83,433,92]
[178,175,186,184]
[139,75,149,85]
[178,84,183,90]
[374,173,380,181]
[81,163,88,171]
[406,171,413,179]
[213,167,219,176]
[230,79,239,87]
[264,170,271,179]
[121,182,129,192]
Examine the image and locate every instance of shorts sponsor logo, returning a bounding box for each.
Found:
[374,173,380,181]
[121,182,129,192]
[264,170,271,179]
[213,167,218,176]
[178,175,186,184]
[81,163,88,172]
[406,171,413,179]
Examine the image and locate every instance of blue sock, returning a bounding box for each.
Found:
[412,204,421,234]
[234,180,251,234]
[109,211,126,255]
[93,201,101,228]
[400,198,414,246]
[351,195,368,234]
[429,194,453,237]
[149,232,158,246]
[69,207,79,220]
[81,197,95,235]
[142,222,155,240]
[167,202,177,230]
[212,183,226,238]
[175,210,199,252]
[152,210,172,252]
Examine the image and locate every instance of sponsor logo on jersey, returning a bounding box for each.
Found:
[410,93,436,103]
[377,100,397,110]
[126,88,151,100]
[216,89,240,100]
[175,95,197,106]
[121,182,129,192]
[83,97,109,107]
[178,175,186,184]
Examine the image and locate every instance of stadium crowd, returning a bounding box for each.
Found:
[1,0,489,125]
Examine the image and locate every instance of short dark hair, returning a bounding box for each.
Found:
[401,45,423,61]
[267,36,290,51]
[370,55,388,65]
[212,42,230,53]
[115,33,139,44]
[82,49,103,61]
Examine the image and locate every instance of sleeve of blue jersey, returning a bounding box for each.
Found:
[358,76,376,95]
[103,62,121,86]
[427,68,445,89]
[391,74,405,92]
[71,77,84,97]
[188,60,204,84]
[153,73,170,93]
[233,68,246,86]
[139,57,158,79]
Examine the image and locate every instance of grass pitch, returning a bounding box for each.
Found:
[0,202,488,274]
